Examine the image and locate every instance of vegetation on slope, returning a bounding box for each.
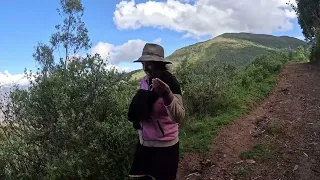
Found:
[177,51,308,152]
[130,33,307,80]
[168,33,306,64]
[220,33,308,50]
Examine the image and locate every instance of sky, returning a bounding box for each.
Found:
[0,0,304,88]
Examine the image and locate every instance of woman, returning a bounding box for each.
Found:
[128,43,185,180]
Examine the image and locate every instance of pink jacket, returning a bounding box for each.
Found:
[138,76,184,146]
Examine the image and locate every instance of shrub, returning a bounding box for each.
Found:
[309,28,320,63]
[175,60,237,116]
[0,56,137,179]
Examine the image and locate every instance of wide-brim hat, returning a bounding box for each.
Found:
[134,43,172,64]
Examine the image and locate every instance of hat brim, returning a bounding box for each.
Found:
[134,55,172,64]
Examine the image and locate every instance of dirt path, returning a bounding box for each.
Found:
[177,63,320,180]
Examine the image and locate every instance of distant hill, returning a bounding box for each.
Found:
[219,33,307,50]
[123,69,141,78]
[130,33,307,80]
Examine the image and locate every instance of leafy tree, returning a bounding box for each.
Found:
[290,0,320,62]
[1,55,137,179]
[47,0,91,69]
[289,0,319,43]
[0,0,137,179]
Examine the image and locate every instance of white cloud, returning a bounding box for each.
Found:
[295,36,305,41]
[105,65,134,72]
[113,0,297,38]
[152,38,162,44]
[91,42,114,60]
[91,38,162,64]
[0,72,29,121]
[0,71,29,87]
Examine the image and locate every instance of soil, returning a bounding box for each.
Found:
[177,63,320,180]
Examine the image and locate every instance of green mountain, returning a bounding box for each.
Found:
[130,33,307,80]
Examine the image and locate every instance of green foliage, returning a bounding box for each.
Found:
[240,142,278,163]
[291,0,320,62]
[130,33,307,79]
[175,59,237,116]
[130,70,146,81]
[309,28,320,62]
[175,52,291,118]
[267,124,283,136]
[232,165,253,178]
[50,0,91,66]
[179,112,241,153]
[295,45,308,62]
[178,52,302,153]
[241,54,287,86]
[0,56,137,179]
[166,33,306,66]
[0,0,136,179]
[220,33,307,50]
[290,0,319,43]
[33,43,55,74]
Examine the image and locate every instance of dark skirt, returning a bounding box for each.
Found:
[129,142,179,180]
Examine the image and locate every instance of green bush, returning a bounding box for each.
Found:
[178,52,297,153]
[238,53,289,97]
[175,52,291,118]
[0,56,137,179]
[175,60,237,116]
[309,28,320,63]
[243,53,288,86]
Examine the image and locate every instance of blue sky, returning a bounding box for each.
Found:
[0,0,303,85]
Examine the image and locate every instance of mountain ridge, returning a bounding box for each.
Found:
[129,32,307,80]
[166,32,307,58]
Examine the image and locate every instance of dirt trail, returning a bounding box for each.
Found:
[177,63,320,180]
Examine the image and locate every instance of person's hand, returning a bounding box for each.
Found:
[151,78,171,97]
[151,78,173,105]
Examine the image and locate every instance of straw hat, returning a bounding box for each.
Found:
[134,43,172,64]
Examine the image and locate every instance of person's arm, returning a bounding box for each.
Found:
[163,92,185,124]
[152,78,185,124]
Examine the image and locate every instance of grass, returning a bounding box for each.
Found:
[220,33,308,50]
[130,70,145,81]
[179,74,279,154]
[232,165,253,178]
[239,123,283,163]
[267,123,283,136]
[179,111,242,153]
[240,140,278,163]
[240,136,278,163]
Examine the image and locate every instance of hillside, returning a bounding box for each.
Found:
[219,33,307,50]
[178,63,320,180]
[130,33,307,80]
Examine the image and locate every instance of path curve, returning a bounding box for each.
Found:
[178,63,320,180]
